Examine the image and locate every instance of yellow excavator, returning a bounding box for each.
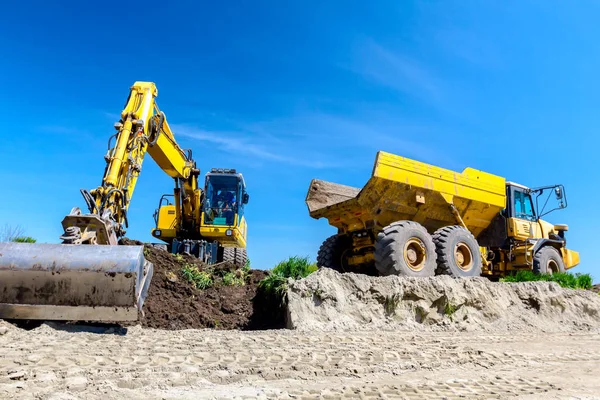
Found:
[0,81,249,322]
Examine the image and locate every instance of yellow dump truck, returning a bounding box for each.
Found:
[306,151,580,279]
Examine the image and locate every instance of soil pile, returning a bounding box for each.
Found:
[120,238,277,330]
[286,268,600,333]
[592,284,600,294]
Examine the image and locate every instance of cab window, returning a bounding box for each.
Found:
[203,175,239,226]
[514,190,536,221]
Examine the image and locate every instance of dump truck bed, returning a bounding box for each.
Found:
[306,151,507,237]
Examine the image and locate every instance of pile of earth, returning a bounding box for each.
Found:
[119,238,281,330]
[286,268,600,333]
[592,284,600,294]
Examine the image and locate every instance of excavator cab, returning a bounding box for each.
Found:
[151,168,249,265]
[202,168,249,228]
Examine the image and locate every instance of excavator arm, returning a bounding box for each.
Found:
[60,81,200,246]
[0,81,198,322]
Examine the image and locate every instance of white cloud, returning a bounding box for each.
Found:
[347,39,443,102]
[172,123,343,169]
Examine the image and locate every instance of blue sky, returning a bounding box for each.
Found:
[1,1,599,281]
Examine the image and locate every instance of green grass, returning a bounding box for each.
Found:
[181,264,213,289]
[258,256,318,304]
[500,270,593,290]
[11,236,36,243]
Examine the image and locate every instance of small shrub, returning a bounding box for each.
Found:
[258,255,318,304]
[181,264,213,289]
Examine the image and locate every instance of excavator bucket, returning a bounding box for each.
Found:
[0,242,153,322]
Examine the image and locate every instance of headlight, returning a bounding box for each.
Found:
[226,229,232,236]
[154,230,162,237]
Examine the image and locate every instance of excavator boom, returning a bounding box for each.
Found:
[0,81,197,322]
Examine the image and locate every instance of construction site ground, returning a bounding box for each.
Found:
[1,323,599,399]
[1,243,599,399]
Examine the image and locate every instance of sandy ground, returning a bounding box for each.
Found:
[1,323,599,399]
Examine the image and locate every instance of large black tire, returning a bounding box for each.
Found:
[316,234,352,272]
[222,247,248,268]
[432,225,482,277]
[374,221,437,277]
[533,246,565,275]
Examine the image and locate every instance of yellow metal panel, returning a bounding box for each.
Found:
[507,217,533,240]
[373,151,506,209]
[562,248,580,269]
[146,125,191,178]
[199,213,247,248]
[156,205,177,231]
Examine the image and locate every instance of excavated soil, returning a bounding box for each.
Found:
[287,268,600,333]
[119,238,276,330]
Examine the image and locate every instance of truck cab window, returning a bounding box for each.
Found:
[514,190,536,221]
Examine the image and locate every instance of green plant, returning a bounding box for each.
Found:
[574,273,593,290]
[500,270,593,290]
[384,294,401,316]
[181,264,213,289]
[173,253,184,262]
[223,271,245,286]
[258,255,318,304]
[11,236,36,243]
[444,302,457,317]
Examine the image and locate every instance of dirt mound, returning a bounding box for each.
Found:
[592,284,600,294]
[286,268,600,333]
[120,238,277,330]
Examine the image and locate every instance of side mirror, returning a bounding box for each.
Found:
[555,187,563,200]
[243,193,249,204]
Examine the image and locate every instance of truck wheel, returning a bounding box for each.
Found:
[533,246,565,275]
[317,234,351,272]
[432,225,482,277]
[374,221,437,277]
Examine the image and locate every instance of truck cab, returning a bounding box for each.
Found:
[505,181,568,243]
